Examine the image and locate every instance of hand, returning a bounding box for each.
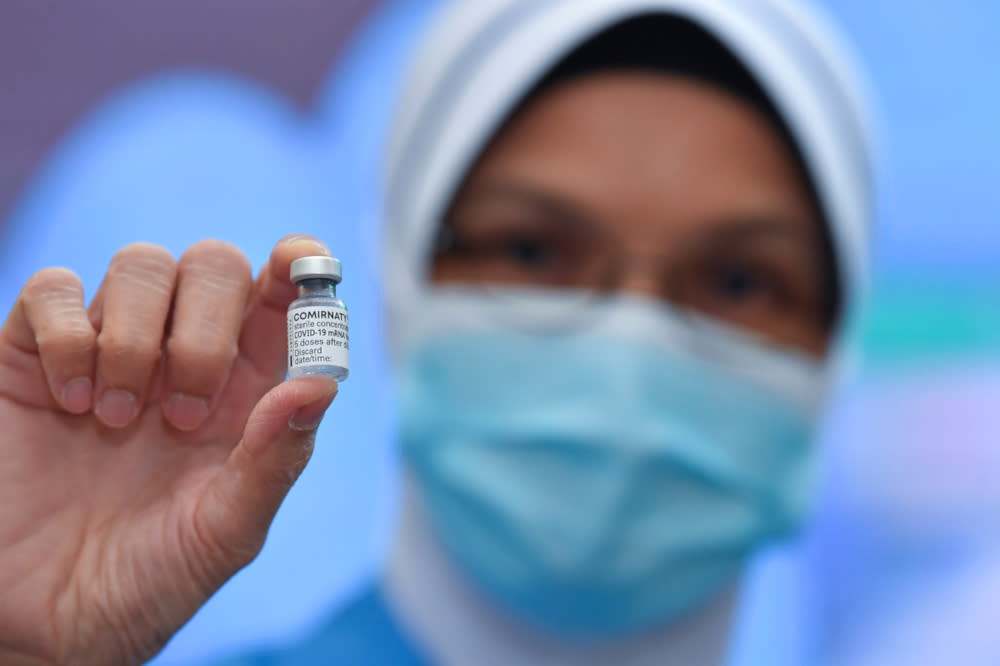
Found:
[0,235,339,666]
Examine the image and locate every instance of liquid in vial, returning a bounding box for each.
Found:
[287,255,349,381]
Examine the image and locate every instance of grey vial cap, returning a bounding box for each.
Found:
[290,256,342,284]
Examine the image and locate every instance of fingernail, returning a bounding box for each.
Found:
[284,235,330,256]
[289,389,337,432]
[165,393,210,432]
[95,389,138,428]
[61,377,93,414]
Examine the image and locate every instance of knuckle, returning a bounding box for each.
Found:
[264,453,306,495]
[37,325,96,357]
[190,489,263,576]
[23,267,83,301]
[109,243,177,293]
[213,535,261,577]
[112,242,175,266]
[289,435,315,477]
[181,240,252,280]
[265,433,314,490]
[167,336,238,382]
[97,330,162,369]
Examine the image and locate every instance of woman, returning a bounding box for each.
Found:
[0,1,871,664]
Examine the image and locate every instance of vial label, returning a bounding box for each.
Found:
[287,305,350,373]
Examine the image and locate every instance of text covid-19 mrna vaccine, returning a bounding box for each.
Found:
[287,255,349,381]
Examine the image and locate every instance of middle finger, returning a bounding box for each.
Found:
[163,240,253,431]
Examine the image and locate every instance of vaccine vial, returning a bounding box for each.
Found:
[287,256,349,381]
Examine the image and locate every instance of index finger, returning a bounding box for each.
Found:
[239,234,332,384]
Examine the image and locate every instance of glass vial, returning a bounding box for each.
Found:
[287,256,349,381]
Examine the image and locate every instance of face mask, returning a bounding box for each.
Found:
[397,289,825,637]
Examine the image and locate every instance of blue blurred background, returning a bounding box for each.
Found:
[1,1,997,664]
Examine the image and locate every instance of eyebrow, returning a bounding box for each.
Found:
[679,217,826,269]
[451,180,820,249]
[447,181,605,231]
[698,215,819,242]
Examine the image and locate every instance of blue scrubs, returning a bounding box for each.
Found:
[206,545,812,666]
[211,587,427,666]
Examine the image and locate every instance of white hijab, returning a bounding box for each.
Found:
[382,0,872,352]
[379,1,874,664]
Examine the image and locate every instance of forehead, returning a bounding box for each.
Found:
[462,71,819,228]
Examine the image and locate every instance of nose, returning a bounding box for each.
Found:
[610,252,672,303]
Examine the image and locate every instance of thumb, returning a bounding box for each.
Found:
[198,376,338,569]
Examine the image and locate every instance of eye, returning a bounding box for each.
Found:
[440,226,562,267]
[666,225,831,354]
[673,257,792,321]
[432,219,592,287]
[499,236,556,266]
[711,263,771,302]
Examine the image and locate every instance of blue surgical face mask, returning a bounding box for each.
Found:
[397,289,825,637]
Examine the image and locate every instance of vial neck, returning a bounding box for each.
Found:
[296,278,338,298]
